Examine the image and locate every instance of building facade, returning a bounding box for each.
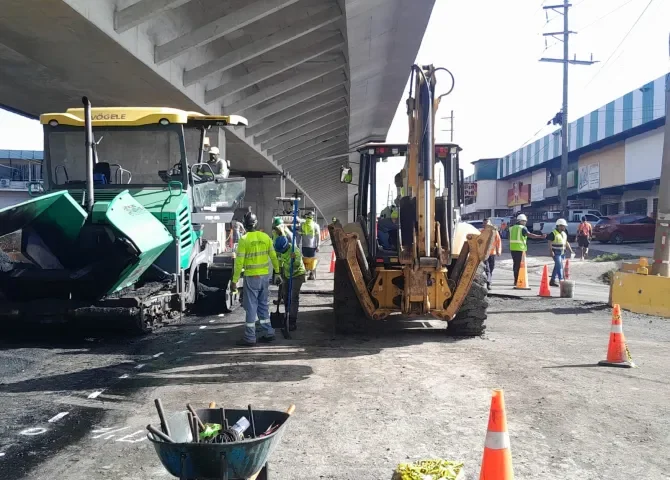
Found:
[0,149,43,209]
[464,73,667,223]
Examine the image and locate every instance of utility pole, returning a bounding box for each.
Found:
[651,36,670,276]
[539,0,597,218]
[441,110,454,142]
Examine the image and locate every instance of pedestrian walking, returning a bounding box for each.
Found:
[509,214,546,285]
[576,216,593,260]
[480,218,502,289]
[274,236,306,331]
[231,212,281,346]
[547,218,574,287]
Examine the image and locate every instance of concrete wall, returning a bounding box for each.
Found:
[625,127,663,184]
[244,176,284,231]
[530,168,546,202]
[496,179,509,207]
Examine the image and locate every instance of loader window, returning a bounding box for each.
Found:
[46,127,185,187]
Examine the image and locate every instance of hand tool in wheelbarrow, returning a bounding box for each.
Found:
[147,404,296,480]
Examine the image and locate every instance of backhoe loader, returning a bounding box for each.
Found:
[329,64,496,336]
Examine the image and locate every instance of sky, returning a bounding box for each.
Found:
[0,0,668,212]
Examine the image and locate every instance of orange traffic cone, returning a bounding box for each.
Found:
[329,251,336,273]
[479,389,514,480]
[598,304,635,368]
[564,258,571,280]
[514,252,531,290]
[538,265,551,297]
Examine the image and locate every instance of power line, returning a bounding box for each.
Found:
[579,0,639,31]
[584,0,656,88]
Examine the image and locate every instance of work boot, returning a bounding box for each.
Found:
[289,318,297,331]
[258,335,275,343]
[308,271,315,280]
[236,338,256,347]
[550,280,559,287]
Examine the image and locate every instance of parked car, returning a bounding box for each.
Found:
[467,220,484,230]
[593,214,656,244]
[533,213,601,240]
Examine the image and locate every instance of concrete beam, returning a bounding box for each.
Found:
[245,89,347,137]
[246,71,346,122]
[155,0,300,64]
[223,57,345,114]
[261,111,346,150]
[266,119,347,156]
[205,33,344,104]
[115,0,188,33]
[296,167,342,184]
[274,130,346,162]
[278,139,347,165]
[282,147,348,171]
[254,102,347,144]
[182,5,342,86]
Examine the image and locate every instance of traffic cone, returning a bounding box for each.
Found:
[329,250,336,273]
[598,304,635,368]
[479,389,514,480]
[514,252,531,290]
[538,265,551,297]
[564,258,571,280]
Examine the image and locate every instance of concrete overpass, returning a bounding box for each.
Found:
[0,0,435,223]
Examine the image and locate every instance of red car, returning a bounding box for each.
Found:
[593,214,656,244]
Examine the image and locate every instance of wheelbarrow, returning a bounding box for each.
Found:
[148,406,294,480]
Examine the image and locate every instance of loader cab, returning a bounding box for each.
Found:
[353,143,465,264]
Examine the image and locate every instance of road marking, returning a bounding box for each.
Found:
[119,374,129,379]
[117,430,146,443]
[92,426,129,439]
[20,427,47,436]
[0,452,5,457]
[218,313,225,317]
[199,326,207,330]
[88,390,104,399]
[135,364,146,370]
[48,412,69,423]
[176,341,184,344]
[190,332,197,336]
[209,319,215,323]
[152,352,164,358]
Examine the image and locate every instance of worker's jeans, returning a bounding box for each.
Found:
[281,274,305,322]
[551,251,564,283]
[484,255,496,285]
[511,251,524,284]
[242,275,274,343]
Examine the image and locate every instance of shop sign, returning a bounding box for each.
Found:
[578,163,600,192]
[507,182,530,207]
[464,182,477,198]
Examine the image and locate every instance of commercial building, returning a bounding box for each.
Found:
[464,73,667,223]
[0,149,43,209]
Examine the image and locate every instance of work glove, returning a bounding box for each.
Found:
[272,273,282,286]
[230,283,238,293]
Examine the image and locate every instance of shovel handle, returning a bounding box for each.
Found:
[286,404,295,416]
[209,402,216,408]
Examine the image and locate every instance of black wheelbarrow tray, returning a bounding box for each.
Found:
[148,407,293,480]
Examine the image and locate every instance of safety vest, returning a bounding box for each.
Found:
[551,229,567,253]
[232,231,279,282]
[278,249,306,278]
[301,220,319,249]
[509,225,527,252]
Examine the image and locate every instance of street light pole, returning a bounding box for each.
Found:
[651,38,670,276]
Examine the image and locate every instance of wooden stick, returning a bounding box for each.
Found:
[186,404,206,430]
[146,424,174,443]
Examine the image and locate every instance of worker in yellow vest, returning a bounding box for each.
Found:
[300,211,320,280]
[231,212,281,346]
[509,214,546,285]
[547,218,574,286]
[274,236,306,331]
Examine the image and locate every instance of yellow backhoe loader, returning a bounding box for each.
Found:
[329,64,496,335]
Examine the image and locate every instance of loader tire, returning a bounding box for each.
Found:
[447,265,488,337]
[333,258,368,334]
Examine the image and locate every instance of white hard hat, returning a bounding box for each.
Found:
[556,218,568,227]
[517,214,528,222]
[209,146,220,155]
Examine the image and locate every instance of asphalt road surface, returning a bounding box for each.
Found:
[1,246,668,479]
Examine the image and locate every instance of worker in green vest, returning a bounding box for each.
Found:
[547,218,574,286]
[271,216,293,243]
[509,214,546,285]
[300,211,320,280]
[274,236,306,331]
[231,212,281,346]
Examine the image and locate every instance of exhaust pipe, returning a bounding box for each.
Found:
[82,96,94,213]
